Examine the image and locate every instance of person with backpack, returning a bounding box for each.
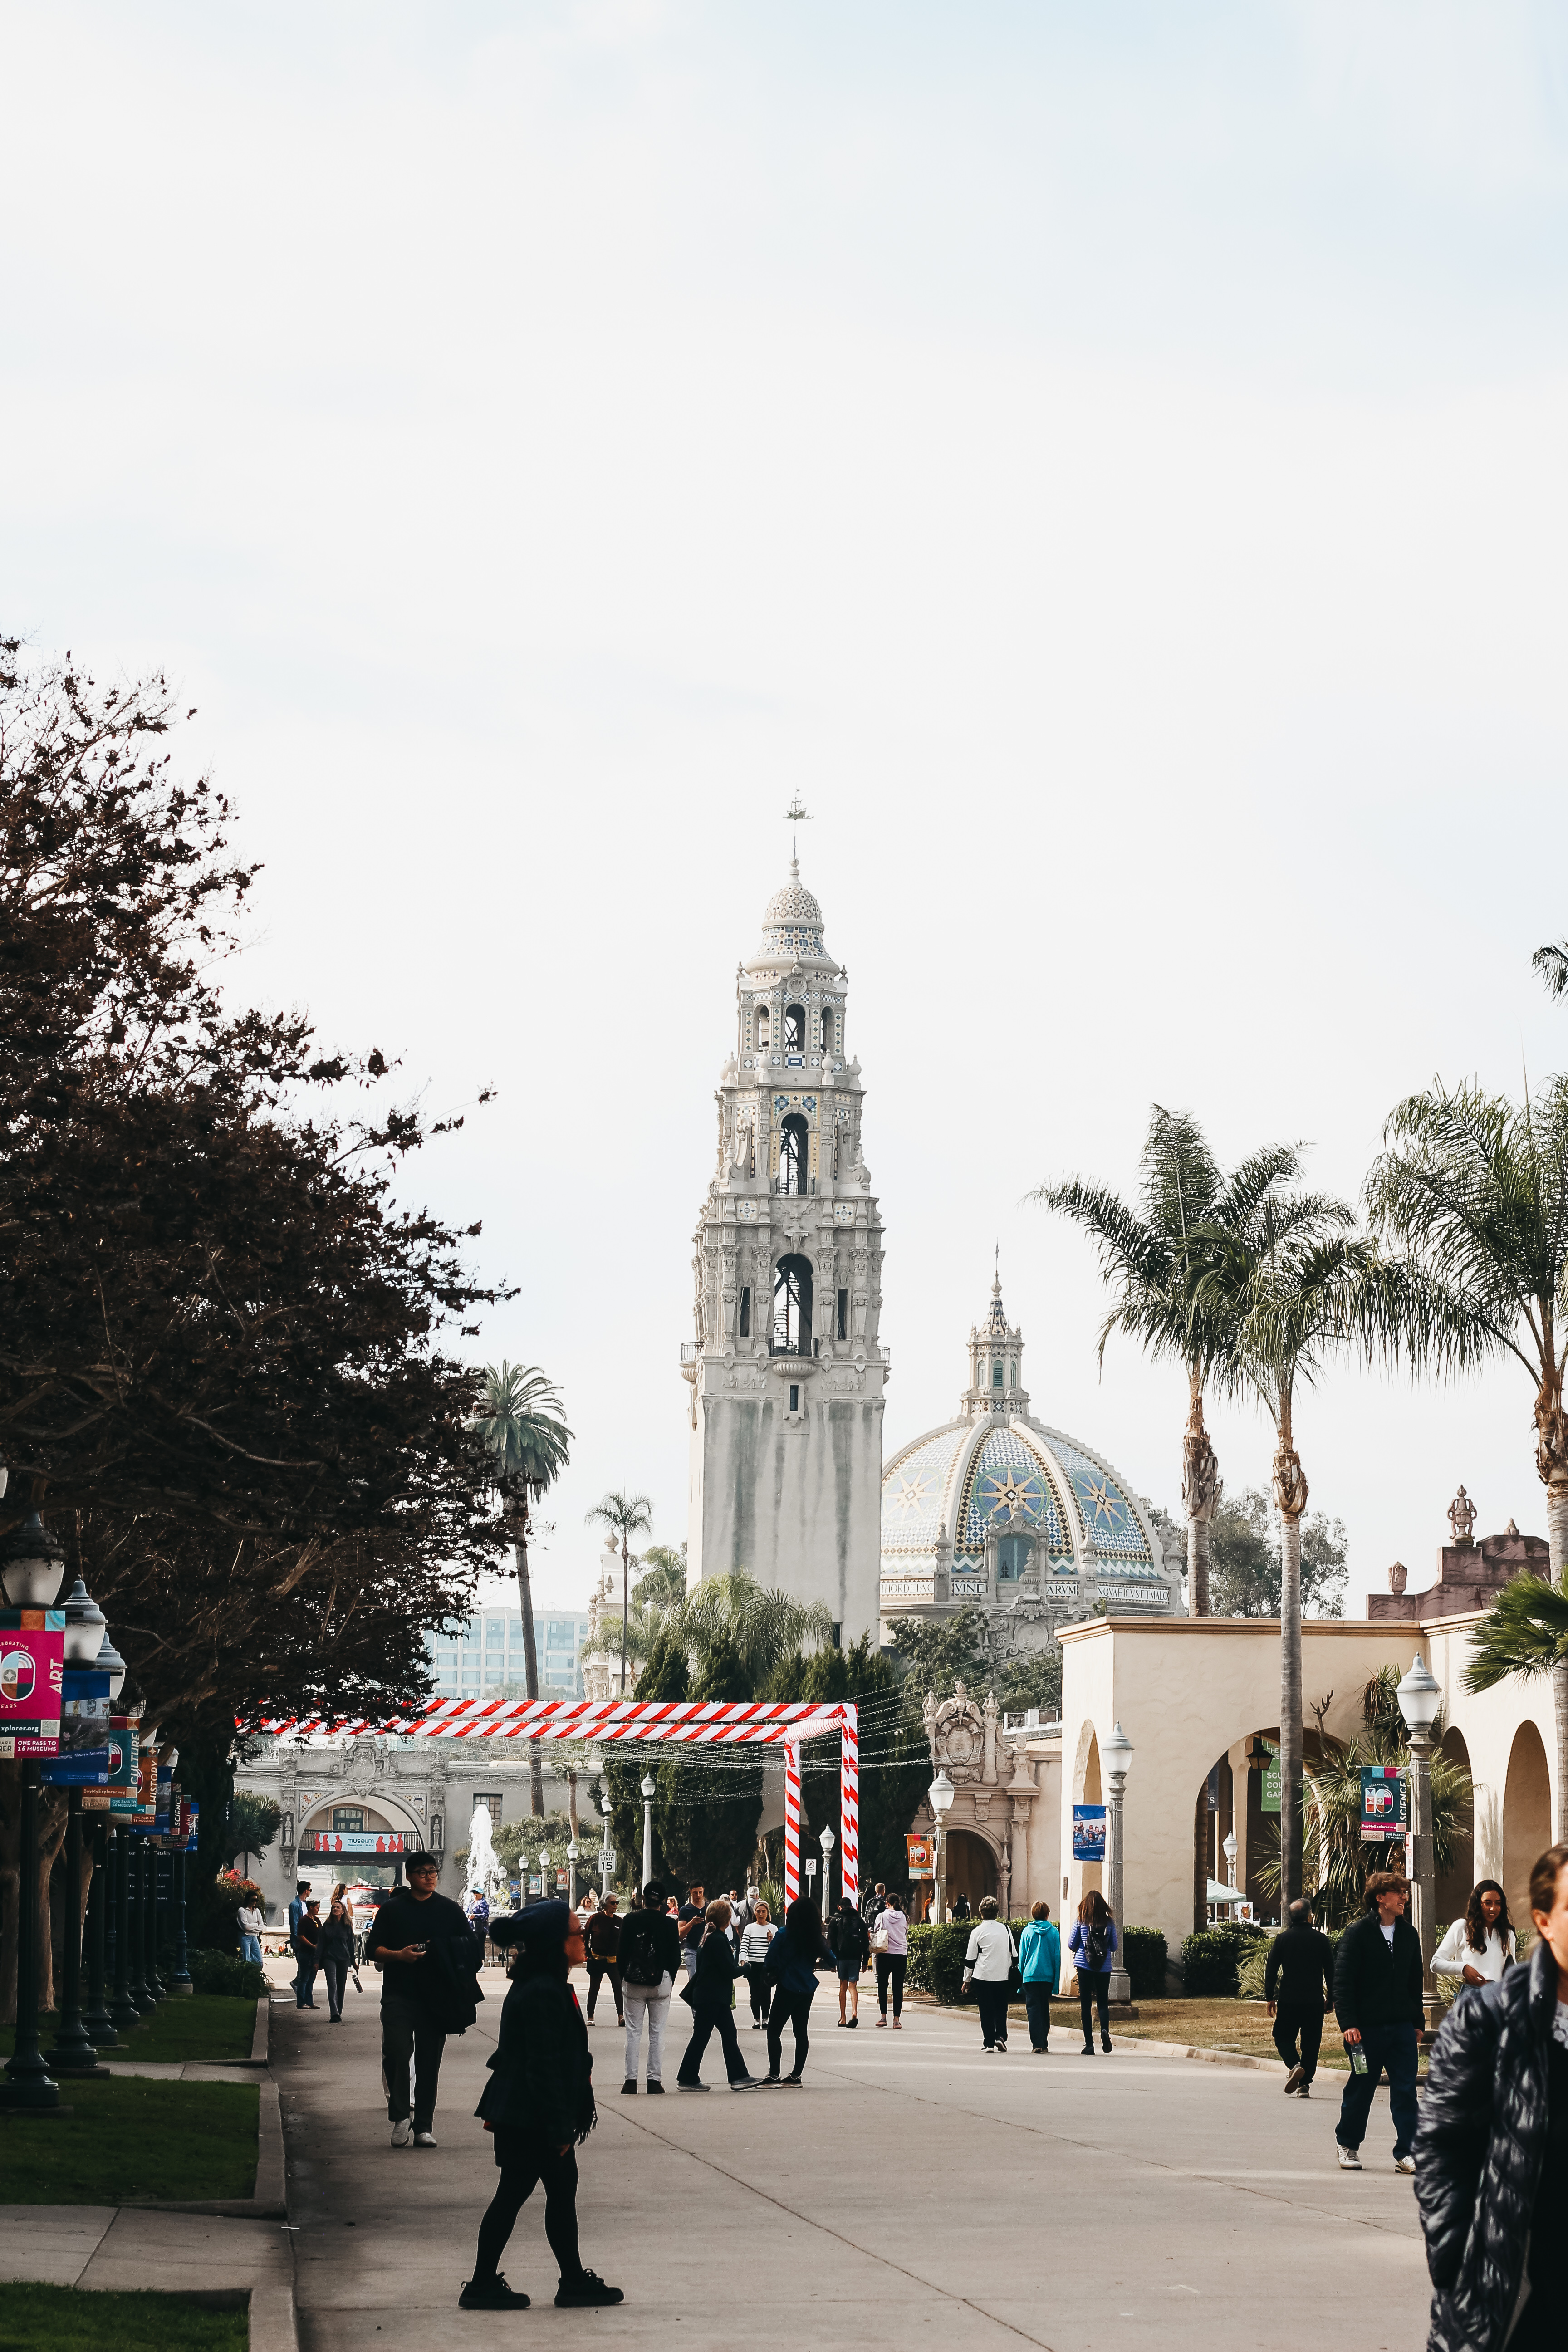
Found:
[1068,1890,1118,2054]
[829,1896,870,2027]
[873,1891,908,2029]
[961,1895,1017,2052]
[1019,1900,1060,2054]
[617,1883,682,2096]
[762,1895,833,2086]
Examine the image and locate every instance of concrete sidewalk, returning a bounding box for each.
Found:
[0,2207,295,2351]
[276,1960,1430,2352]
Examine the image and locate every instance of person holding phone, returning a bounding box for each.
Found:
[365,1852,472,2149]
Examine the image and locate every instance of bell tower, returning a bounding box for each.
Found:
[682,851,887,1642]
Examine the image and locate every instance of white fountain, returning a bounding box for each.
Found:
[465,1799,503,1902]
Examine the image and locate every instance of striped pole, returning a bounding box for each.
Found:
[784,1740,801,1905]
[838,1705,859,1908]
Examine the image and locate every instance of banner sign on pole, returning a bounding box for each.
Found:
[906,1833,933,1881]
[42,1666,115,1783]
[1073,1805,1107,1862]
[105,1718,142,1816]
[0,1607,65,1759]
[301,1830,407,1854]
[1261,1741,1282,1815]
[1359,1764,1407,1842]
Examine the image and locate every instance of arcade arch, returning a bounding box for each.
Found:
[1502,1719,1551,1929]
[1435,1725,1475,1930]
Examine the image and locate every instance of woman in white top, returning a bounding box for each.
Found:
[237,1901,265,1965]
[738,1903,776,2029]
[961,1896,1017,2053]
[1433,1879,1517,1988]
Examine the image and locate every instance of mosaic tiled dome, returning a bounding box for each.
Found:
[756,863,828,961]
[880,1414,1160,1578]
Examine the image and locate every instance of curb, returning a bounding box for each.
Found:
[1109,2034,1276,2073]
[138,2075,287,2219]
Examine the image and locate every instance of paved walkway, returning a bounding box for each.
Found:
[277,1962,1430,2352]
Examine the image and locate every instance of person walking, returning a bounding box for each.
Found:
[319,1896,358,2023]
[951,1891,972,1922]
[830,1896,870,2027]
[763,1895,832,2086]
[294,1898,323,2009]
[1067,1890,1117,2054]
[961,1895,1016,2052]
[287,1880,309,1997]
[1333,1867,1425,2174]
[616,1883,681,2095]
[1432,1880,1517,1993]
[874,1891,908,2029]
[1266,1896,1336,2096]
[584,1894,624,2028]
[237,1893,264,1967]
[676,1886,705,1981]
[1415,1843,1568,2352]
[675,1900,762,2092]
[738,1901,776,2029]
[461,1901,623,2311]
[365,1850,476,2149]
[1019,1901,1060,2054]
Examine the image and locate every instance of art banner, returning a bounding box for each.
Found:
[1073,1805,1107,1862]
[1359,1764,1407,1842]
[0,1607,65,1759]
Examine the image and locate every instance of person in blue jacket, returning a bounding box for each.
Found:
[1018,1901,1060,2053]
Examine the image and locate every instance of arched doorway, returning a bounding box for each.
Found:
[1503,1720,1551,1928]
[1076,1725,1102,1900]
[297,1793,428,1901]
[945,1828,998,1914]
[1435,1725,1475,1931]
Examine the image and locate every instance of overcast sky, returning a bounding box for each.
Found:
[7,3,1568,1618]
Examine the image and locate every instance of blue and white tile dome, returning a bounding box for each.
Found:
[880,1413,1161,1580]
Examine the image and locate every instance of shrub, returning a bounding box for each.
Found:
[184,1948,268,1999]
[1180,1923,1268,1997]
[1235,1925,1345,2001]
[1121,1926,1168,1999]
[905,1921,972,2004]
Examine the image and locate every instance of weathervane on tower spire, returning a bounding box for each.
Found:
[783,792,813,872]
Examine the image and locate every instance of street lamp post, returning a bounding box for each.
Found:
[84,1623,126,2051]
[539,1849,551,1905]
[1397,1654,1443,2032]
[1222,1829,1239,1906]
[819,1824,836,1925]
[0,1507,69,2115]
[928,1771,955,1925]
[599,1791,614,1897]
[640,1772,657,1891]
[1102,1721,1134,2006]
[110,1825,140,2034]
[47,1577,115,2074]
[566,1842,579,1911]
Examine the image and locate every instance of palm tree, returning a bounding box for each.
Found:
[676,1571,833,1685]
[580,1547,687,1683]
[1199,1186,1369,1907]
[468,1362,572,1815]
[1534,941,1568,1000]
[1367,1077,1568,1831]
[1036,1107,1299,1928]
[585,1490,655,1697]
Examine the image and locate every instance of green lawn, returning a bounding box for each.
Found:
[0,2079,259,2204]
[0,2282,246,2352]
[0,1995,256,2068]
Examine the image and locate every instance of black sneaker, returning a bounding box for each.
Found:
[621,2078,638,2094]
[646,2080,665,2094]
[777,2073,804,2086]
[556,2271,624,2308]
[675,2081,709,2092]
[460,2277,530,2310]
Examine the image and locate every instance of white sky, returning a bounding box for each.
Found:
[6,2,1568,1618]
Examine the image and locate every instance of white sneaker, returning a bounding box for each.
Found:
[1336,2144,1362,2171]
[391,2118,413,2147]
[413,2131,438,2148]
[1393,2152,1416,2176]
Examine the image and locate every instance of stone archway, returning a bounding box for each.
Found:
[1435,1725,1475,1931]
[1502,1720,1551,1928]
[297,1789,430,1890]
[945,1828,999,1912]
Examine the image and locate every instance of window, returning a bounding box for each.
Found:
[739,1284,750,1338]
[755,1005,770,1051]
[998,1534,1031,1582]
[472,1792,502,1823]
[1009,1362,1017,1386]
[837,1288,848,1341]
[779,1114,808,1196]
[332,1808,364,1834]
[486,1624,505,1646]
[789,1383,799,1413]
[773,1253,813,1353]
[820,1006,834,1053]
[992,1361,1004,1388]
[784,1003,805,1051]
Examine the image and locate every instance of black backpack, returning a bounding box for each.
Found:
[1083,1922,1109,1972]
[619,1915,665,1990]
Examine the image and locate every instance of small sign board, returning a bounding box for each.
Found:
[1359,1764,1407,1842]
[1073,1805,1107,1862]
[906,1833,933,1881]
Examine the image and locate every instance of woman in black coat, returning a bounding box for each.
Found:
[1415,1842,1568,2352]
[460,1902,623,2313]
[675,1899,762,2091]
[318,1899,358,2023]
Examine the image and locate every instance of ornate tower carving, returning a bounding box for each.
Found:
[683,858,887,1641]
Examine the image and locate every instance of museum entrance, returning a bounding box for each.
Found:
[944,1828,998,1915]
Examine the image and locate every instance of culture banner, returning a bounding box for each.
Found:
[906,1832,933,1881]
[1073,1804,1107,1862]
[0,1607,65,1759]
[106,1718,142,1817]
[1358,1764,1407,1842]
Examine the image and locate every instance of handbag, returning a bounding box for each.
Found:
[872,1926,889,1954]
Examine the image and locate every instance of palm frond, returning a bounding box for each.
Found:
[1462,1573,1568,1690]
[467,1361,572,1494]
[1534,941,1568,1001]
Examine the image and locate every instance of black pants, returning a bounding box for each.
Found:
[323,1959,348,2021]
[586,1958,622,2021]
[1079,1969,1111,2046]
[1023,1986,1052,2050]
[295,1957,318,2008]
[381,1990,447,2130]
[474,2132,583,2289]
[743,1963,772,2023]
[1335,2022,1419,2156]
[1272,2001,1324,2081]
[766,1987,815,2080]
[876,1954,906,2017]
[677,1997,750,2085]
[975,1980,1010,2047]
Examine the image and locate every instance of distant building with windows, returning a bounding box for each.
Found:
[423,1606,592,1703]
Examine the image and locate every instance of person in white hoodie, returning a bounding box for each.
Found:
[1432,1879,1516,1992]
[961,1896,1017,2052]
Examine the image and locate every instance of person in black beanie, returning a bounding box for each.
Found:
[460,1901,624,2312]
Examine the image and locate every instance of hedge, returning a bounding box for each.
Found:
[1121,1926,1167,1998]
[906,1920,1167,2003]
[1180,1923,1269,1997]
[183,1948,269,2000]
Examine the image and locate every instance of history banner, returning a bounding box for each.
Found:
[0,1607,65,1759]
[1073,1805,1107,1862]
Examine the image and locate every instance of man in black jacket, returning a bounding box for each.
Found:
[1332,1868,1425,2174]
[1265,1896,1336,2095]
[616,1883,682,2096]
[365,1852,475,2150]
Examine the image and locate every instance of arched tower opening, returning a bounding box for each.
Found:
[773,1254,813,1355]
[779,1112,809,1196]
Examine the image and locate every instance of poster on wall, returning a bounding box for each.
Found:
[906,1833,933,1881]
[1073,1805,1107,1862]
[1358,1764,1407,1842]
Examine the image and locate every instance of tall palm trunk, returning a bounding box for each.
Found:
[620,1538,631,1698]
[1273,1398,1308,1910]
[1535,1344,1568,1838]
[509,1485,545,1818]
[1184,1371,1219,1927]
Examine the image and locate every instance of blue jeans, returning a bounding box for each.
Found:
[240,1934,262,1964]
[1335,2022,1419,2156]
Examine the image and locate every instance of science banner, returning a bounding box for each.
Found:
[1359,1764,1407,1842]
